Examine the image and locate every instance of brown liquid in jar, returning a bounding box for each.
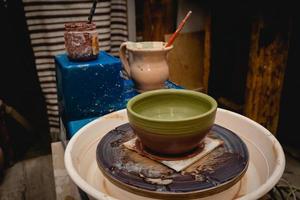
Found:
[64,22,99,61]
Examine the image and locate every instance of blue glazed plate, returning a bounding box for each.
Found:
[96,123,249,199]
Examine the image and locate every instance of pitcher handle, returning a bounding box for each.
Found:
[119,42,131,78]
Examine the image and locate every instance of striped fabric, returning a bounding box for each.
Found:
[22,0,128,140]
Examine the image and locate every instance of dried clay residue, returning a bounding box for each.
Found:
[184,146,247,186]
[116,148,174,178]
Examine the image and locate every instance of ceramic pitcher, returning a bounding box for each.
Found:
[119,41,173,92]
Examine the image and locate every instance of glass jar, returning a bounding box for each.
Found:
[64,22,99,61]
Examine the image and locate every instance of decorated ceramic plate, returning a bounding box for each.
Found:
[96,123,249,199]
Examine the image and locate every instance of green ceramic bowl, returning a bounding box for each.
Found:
[126,89,218,155]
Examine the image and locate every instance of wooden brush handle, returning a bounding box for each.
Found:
[166,11,192,47]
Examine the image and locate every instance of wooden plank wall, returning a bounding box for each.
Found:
[164,32,205,91]
[203,11,211,93]
[136,2,292,135]
[244,14,291,134]
[136,0,177,41]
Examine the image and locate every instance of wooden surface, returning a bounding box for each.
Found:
[165,32,205,91]
[244,15,290,134]
[136,0,177,41]
[51,142,80,200]
[0,155,55,200]
[203,10,212,93]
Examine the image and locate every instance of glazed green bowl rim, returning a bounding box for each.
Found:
[127,89,218,123]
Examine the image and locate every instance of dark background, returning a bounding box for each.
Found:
[0,0,50,162]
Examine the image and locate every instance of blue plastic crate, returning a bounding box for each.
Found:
[55,51,124,124]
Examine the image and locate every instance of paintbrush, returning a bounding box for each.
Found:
[165,11,192,47]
